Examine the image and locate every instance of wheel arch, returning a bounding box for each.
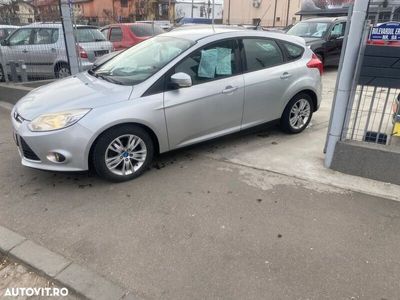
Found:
[87,122,161,171]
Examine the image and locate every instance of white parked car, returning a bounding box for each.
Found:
[0,23,113,81]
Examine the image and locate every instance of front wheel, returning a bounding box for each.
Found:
[280,93,313,134]
[92,125,154,182]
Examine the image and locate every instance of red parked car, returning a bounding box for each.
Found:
[100,23,164,51]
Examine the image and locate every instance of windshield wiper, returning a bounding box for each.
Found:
[96,73,125,85]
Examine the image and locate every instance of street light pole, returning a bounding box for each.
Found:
[191,0,194,18]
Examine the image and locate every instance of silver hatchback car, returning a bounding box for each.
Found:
[11,26,322,181]
[0,23,112,81]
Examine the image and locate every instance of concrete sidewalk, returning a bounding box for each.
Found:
[1,69,400,299]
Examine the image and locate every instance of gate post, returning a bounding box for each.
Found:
[324,0,370,168]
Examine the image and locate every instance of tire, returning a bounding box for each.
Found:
[281,93,313,134]
[54,63,71,79]
[92,125,154,182]
[0,64,5,82]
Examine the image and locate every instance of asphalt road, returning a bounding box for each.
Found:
[1,70,400,299]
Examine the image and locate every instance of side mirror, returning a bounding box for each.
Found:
[0,39,9,46]
[170,72,192,88]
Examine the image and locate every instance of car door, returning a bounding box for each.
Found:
[29,27,59,77]
[241,37,293,128]
[163,38,245,149]
[2,28,33,76]
[109,26,124,51]
[325,22,346,65]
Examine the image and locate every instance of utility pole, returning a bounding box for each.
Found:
[324,0,369,168]
[191,0,194,18]
[285,0,290,26]
[272,0,277,27]
[212,0,215,23]
[59,0,79,75]
[227,0,231,24]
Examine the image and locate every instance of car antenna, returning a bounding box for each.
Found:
[257,3,271,29]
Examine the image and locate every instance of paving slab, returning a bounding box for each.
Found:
[0,226,26,253]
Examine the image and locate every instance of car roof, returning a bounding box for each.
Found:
[21,22,99,29]
[301,17,347,23]
[161,25,306,45]
[0,25,19,28]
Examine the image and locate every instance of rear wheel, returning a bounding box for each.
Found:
[55,63,70,79]
[92,125,154,182]
[281,93,313,134]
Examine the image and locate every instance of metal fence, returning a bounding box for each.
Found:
[343,86,400,145]
[0,5,168,83]
[339,4,400,148]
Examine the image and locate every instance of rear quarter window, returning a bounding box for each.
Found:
[282,42,304,61]
[131,24,164,37]
[77,28,106,43]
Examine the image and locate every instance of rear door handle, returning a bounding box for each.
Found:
[222,86,238,94]
[22,49,28,53]
[280,72,292,79]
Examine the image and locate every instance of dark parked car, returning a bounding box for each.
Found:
[287,17,347,66]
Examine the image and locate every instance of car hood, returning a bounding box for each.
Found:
[15,72,133,120]
[303,37,323,44]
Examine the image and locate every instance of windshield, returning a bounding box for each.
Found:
[91,36,194,85]
[77,27,106,42]
[131,24,164,37]
[287,22,330,38]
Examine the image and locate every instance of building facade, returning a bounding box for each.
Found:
[224,0,302,27]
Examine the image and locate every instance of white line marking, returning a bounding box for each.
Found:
[0,101,14,111]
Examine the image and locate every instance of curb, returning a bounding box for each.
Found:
[0,225,140,300]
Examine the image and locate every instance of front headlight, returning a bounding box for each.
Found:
[28,109,91,132]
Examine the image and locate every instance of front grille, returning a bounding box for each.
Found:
[94,50,109,57]
[19,137,40,161]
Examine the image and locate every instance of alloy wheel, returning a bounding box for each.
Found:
[104,134,147,176]
[289,98,311,130]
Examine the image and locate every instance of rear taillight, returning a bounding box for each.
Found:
[77,45,88,59]
[307,53,323,75]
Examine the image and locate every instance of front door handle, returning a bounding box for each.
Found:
[222,85,238,94]
[22,49,28,53]
[280,72,292,79]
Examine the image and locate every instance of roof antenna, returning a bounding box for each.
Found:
[257,3,271,29]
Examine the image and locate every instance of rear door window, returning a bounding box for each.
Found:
[242,38,284,72]
[109,27,123,42]
[33,28,58,44]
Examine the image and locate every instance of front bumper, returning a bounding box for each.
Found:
[11,110,94,172]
